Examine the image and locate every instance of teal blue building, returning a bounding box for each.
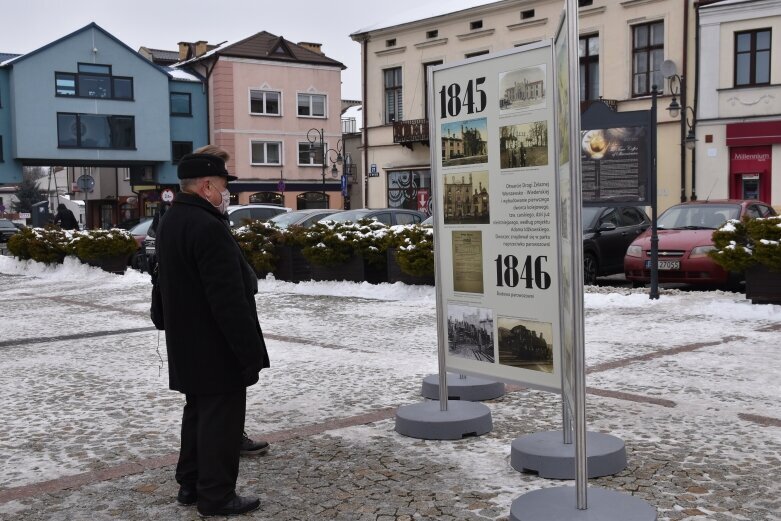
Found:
[0,23,207,226]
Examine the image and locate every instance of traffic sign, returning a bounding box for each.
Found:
[76,174,95,193]
[161,189,175,203]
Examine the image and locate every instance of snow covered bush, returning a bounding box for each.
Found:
[233,221,280,275]
[7,226,70,264]
[389,224,434,278]
[710,216,781,272]
[66,228,138,261]
[299,219,391,267]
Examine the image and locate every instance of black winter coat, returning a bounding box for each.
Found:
[54,208,79,230]
[156,192,270,395]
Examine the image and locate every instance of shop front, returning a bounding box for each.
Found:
[726,121,779,204]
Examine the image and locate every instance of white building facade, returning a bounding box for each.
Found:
[696,0,781,209]
[351,0,695,213]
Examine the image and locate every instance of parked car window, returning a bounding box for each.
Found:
[249,207,285,221]
[373,213,392,226]
[395,212,420,225]
[599,208,620,227]
[619,207,646,226]
[129,219,153,236]
[758,204,777,217]
[658,204,741,229]
[301,214,329,227]
[230,209,252,227]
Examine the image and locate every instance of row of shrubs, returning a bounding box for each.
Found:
[234,219,435,278]
[7,227,138,264]
[6,219,436,280]
[710,215,781,272]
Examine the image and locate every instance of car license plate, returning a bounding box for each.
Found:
[645,260,680,270]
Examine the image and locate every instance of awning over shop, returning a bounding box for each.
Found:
[727,120,781,147]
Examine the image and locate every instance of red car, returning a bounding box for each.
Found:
[624,199,777,287]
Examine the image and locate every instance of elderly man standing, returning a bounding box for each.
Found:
[156,147,269,517]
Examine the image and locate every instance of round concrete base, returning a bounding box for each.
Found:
[510,486,657,521]
[511,431,627,479]
[421,373,506,401]
[395,400,492,440]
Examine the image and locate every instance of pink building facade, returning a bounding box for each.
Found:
[184,33,346,209]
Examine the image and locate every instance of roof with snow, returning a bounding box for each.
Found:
[0,53,20,64]
[179,31,345,69]
[163,66,203,83]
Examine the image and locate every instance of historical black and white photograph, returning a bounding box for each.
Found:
[447,304,495,363]
[441,118,488,167]
[497,317,554,373]
[499,64,546,113]
[442,171,489,225]
[500,121,549,169]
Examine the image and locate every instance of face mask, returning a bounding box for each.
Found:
[213,188,230,214]
[208,181,230,214]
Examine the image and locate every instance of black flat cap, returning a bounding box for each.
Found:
[177,153,237,181]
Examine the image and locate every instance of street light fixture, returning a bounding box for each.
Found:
[665,69,697,202]
[307,127,347,209]
[326,139,352,209]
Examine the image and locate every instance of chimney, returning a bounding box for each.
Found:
[177,42,190,61]
[298,42,323,55]
[195,40,209,57]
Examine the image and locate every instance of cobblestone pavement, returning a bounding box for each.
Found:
[0,265,779,520]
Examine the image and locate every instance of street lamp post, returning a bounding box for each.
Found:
[326,139,352,210]
[666,73,698,202]
[307,128,328,205]
[307,127,347,209]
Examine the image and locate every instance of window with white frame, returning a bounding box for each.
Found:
[298,142,325,165]
[251,141,282,165]
[297,93,326,117]
[250,89,281,115]
[384,67,402,124]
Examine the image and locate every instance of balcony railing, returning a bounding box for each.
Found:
[342,117,358,134]
[393,119,429,144]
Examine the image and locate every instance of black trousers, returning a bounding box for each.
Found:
[175,388,246,504]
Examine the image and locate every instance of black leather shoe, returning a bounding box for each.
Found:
[197,495,260,517]
[240,431,270,456]
[176,485,197,506]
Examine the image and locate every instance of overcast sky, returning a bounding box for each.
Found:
[0,0,445,101]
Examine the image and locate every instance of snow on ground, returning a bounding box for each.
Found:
[0,255,780,516]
